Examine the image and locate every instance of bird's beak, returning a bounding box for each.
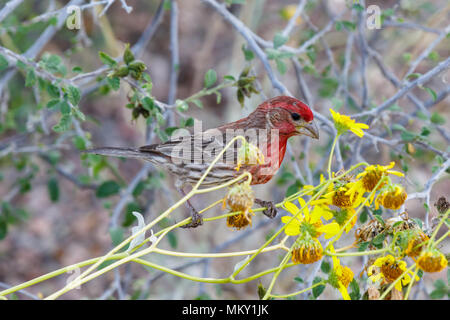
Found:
[296,120,319,139]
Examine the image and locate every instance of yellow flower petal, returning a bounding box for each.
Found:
[284,201,300,215]
[318,222,340,239]
[282,216,301,236]
[310,206,323,224]
[297,197,310,218]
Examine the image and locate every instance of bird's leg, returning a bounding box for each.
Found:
[254,198,278,219]
[175,183,203,229]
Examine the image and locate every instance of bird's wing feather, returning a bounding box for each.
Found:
[139,131,239,164]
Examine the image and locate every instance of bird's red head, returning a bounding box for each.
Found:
[257,96,319,139]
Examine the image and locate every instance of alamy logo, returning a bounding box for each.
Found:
[66,5,81,30]
[366,5,381,30]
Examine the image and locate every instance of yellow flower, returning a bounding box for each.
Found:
[329,245,354,300]
[281,198,340,239]
[367,255,418,291]
[375,184,407,210]
[330,109,369,137]
[314,181,365,209]
[291,236,323,264]
[346,162,404,204]
[398,229,429,258]
[417,249,448,273]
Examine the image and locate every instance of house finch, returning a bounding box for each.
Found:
[86,96,319,227]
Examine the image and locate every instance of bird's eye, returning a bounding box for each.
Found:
[291,113,301,121]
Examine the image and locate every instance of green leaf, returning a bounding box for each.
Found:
[294,277,304,283]
[96,180,121,198]
[184,117,194,127]
[46,99,60,109]
[141,97,155,111]
[285,180,302,197]
[401,130,417,142]
[406,73,421,80]
[59,100,71,115]
[241,45,254,61]
[359,208,368,223]
[412,218,423,229]
[25,68,36,87]
[318,77,338,98]
[371,232,386,246]
[192,99,204,108]
[72,66,83,73]
[204,69,217,88]
[123,44,135,65]
[109,227,124,246]
[0,54,8,71]
[427,51,439,62]
[352,3,364,11]
[420,126,431,136]
[175,99,189,112]
[321,261,331,274]
[72,106,86,121]
[46,83,60,98]
[312,277,326,299]
[273,32,288,49]
[275,58,287,74]
[107,77,120,91]
[430,112,446,125]
[392,123,406,131]
[0,220,7,240]
[52,115,72,132]
[349,279,361,300]
[67,85,81,106]
[423,87,437,101]
[167,232,177,248]
[224,75,236,81]
[430,290,445,299]
[122,202,142,227]
[47,178,59,202]
[99,51,117,67]
[72,136,86,150]
[358,241,370,252]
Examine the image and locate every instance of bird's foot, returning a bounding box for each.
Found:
[255,199,278,219]
[181,211,204,229]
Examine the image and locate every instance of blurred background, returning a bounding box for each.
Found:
[0,0,448,299]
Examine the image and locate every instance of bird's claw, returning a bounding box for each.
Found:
[255,199,278,219]
[181,211,203,229]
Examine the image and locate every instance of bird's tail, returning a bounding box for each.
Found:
[84,147,148,160]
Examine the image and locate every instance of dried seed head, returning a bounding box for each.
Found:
[377,185,407,210]
[403,230,429,258]
[362,169,385,192]
[226,211,253,230]
[225,183,255,214]
[224,183,255,230]
[291,237,323,264]
[385,212,418,232]
[355,219,385,243]
[417,250,448,273]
